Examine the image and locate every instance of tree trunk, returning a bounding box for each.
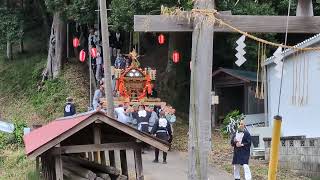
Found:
[34,0,50,39]
[19,39,24,53]
[45,12,67,79]
[6,41,13,60]
[166,33,174,73]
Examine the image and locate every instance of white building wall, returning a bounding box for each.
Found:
[267,48,320,138]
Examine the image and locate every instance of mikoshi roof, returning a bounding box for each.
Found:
[263,33,320,66]
[24,111,170,158]
[212,68,259,82]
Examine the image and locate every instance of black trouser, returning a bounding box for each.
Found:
[155,148,167,161]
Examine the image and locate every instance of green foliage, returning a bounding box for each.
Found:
[44,0,65,13]
[217,0,276,15]
[110,0,135,31]
[0,9,24,49]
[0,118,27,149]
[220,110,244,137]
[12,118,27,145]
[0,148,36,180]
[0,133,15,150]
[45,0,97,25]
[110,0,193,31]
[66,0,97,24]
[31,78,68,119]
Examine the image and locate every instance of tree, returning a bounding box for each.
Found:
[43,0,97,79]
[0,1,24,60]
[110,0,193,31]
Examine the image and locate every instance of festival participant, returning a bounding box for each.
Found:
[95,52,103,82]
[92,85,105,110]
[114,54,126,69]
[64,97,76,117]
[114,104,130,124]
[151,111,172,164]
[148,105,159,132]
[131,105,152,133]
[231,120,252,180]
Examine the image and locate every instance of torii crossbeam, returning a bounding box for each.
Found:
[134,0,316,180]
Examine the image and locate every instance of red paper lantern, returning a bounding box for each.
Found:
[172,50,180,63]
[90,47,97,58]
[79,49,86,62]
[158,34,165,45]
[73,37,80,48]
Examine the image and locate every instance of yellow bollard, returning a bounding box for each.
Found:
[268,115,282,180]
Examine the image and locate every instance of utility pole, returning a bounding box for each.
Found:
[99,0,114,117]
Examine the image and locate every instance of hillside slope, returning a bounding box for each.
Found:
[0,54,90,125]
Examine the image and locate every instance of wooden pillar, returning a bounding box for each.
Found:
[120,150,128,177]
[297,0,313,16]
[109,151,116,167]
[36,156,40,173]
[244,84,248,114]
[188,0,215,179]
[100,151,106,165]
[88,152,93,161]
[134,148,144,180]
[54,154,63,180]
[94,124,101,163]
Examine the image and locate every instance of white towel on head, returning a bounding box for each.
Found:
[159,118,168,128]
[138,110,147,117]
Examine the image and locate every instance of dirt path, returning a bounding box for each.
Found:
[125,150,234,180]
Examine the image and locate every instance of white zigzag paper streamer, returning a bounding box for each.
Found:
[235,35,246,67]
[273,47,285,79]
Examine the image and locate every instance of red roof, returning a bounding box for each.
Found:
[23,111,95,155]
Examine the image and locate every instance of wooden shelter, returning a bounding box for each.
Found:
[23,111,170,180]
[212,68,264,123]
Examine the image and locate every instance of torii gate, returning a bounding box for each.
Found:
[134,0,317,179]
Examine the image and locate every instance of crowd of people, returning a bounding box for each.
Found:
[114,103,176,163]
[87,27,136,86]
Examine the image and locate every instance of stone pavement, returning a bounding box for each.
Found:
[125,150,234,180]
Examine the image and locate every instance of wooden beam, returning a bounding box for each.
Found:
[97,115,170,152]
[134,148,144,180]
[134,15,320,33]
[120,150,128,177]
[52,142,138,154]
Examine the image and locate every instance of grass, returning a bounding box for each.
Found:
[172,118,312,180]
[0,28,90,179]
[0,146,38,180]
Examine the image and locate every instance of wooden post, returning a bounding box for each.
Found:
[134,148,143,180]
[36,156,40,173]
[55,151,63,180]
[297,0,313,16]
[109,151,116,167]
[99,0,115,117]
[94,125,101,163]
[120,150,128,177]
[100,151,106,165]
[188,0,215,179]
